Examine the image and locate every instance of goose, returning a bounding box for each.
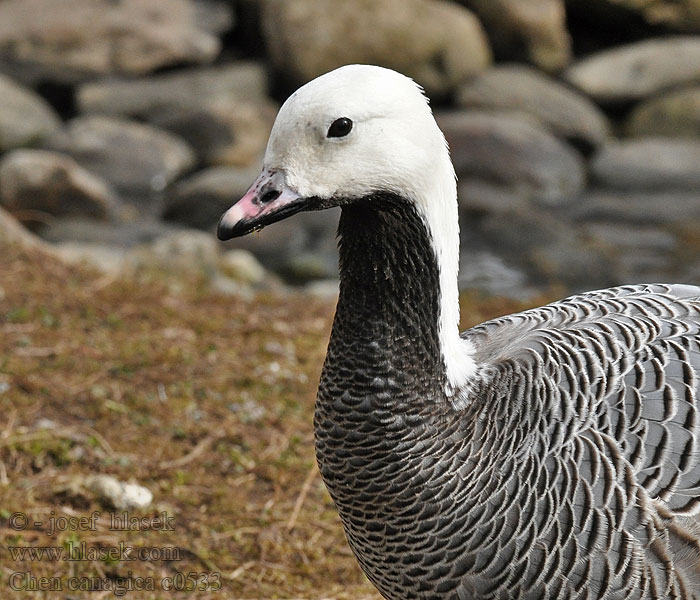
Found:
[217,65,700,599]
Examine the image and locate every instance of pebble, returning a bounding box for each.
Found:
[219,249,267,285]
[86,475,153,510]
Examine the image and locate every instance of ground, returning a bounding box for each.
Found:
[0,241,545,599]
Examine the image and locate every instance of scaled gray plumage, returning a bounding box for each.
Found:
[313,199,700,599]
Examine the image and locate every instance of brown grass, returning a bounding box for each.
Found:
[0,241,543,599]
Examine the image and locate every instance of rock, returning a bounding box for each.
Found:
[194,0,235,35]
[625,86,700,137]
[219,249,267,285]
[304,279,340,298]
[86,475,153,510]
[478,209,618,290]
[0,0,222,84]
[44,116,196,197]
[459,0,570,71]
[675,222,700,277]
[0,74,61,151]
[457,248,537,299]
[222,216,309,265]
[437,111,586,205]
[249,209,340,283]
[129,230,221,277]
[567,190,700,224]
[210,275,255,298]
[287,211,340,279]
[456,65,609,151]
[148,98,276,167]
[77,63,273,167]
[76,62,268,116]
[590,138,700,190]
[685,260,700,283]
[164,165,262,229]
[279,253,336,283]
[39,218,181,248]
[38,217,184,274]
[582,223,683,284]
[52,242,128,273]
[583,223,677,252]
[221,207,340,282]
[457,179,531,214]
[616,253,675,284]
[564,36,700,104]
[0,206,49,250]
[262,0,491,97]
[0,150,118,222]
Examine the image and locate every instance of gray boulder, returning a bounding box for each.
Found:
[437,111,586,205]
[169,166,339,281]
[39,219,181,248]
[564,36,700,104]
[477,209,618,290]
[457,179,531,214]
[262,0,491,97]
[221,207,340,283]
[591,138,700,189]
[458,0,571,71]
[0,74,61,152]
[583,222,677,253]
[76,63,274,167]
[0,0,223,84]
[456,65,609,150]
[222,216,308,266]
[164,166,262,229]
[0,149,118,221]
[194,0,235,35]
[457,247,536,300]
[625,86,700,137]
[567,190,700,224]
[148,98,276,167]
[76,63,268,116]
[128,230,221,277]
[219,249,268,285]
[579,221,690,285]
[51,243,129,274]
[44,116,196,197]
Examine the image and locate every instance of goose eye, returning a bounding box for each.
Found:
[327,117,353,138]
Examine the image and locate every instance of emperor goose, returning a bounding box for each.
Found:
[217,65,700,600]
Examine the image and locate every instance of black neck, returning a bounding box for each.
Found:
[324,194,446,400]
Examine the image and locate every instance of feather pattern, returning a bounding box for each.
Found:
[463,284,700,597]
[315,197,700,600]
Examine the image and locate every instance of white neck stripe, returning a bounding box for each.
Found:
[411,140,477,400]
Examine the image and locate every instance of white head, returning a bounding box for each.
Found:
[265,65,451,204]
[218,64,476,396]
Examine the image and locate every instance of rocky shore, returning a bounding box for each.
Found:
[1,0,699,298]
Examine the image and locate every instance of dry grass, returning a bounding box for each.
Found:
[0,241,543,599]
